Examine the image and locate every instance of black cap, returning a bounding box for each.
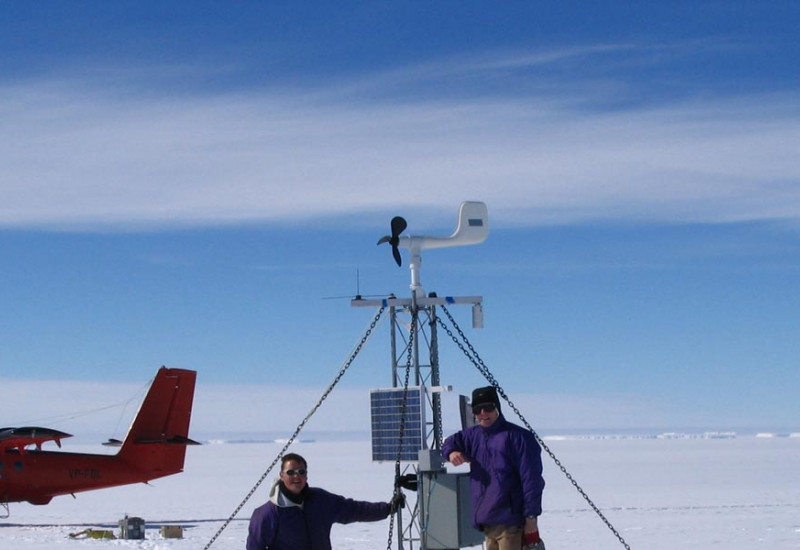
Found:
[472,386,500,411]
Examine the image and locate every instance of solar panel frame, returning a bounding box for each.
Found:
[370,387,426,462]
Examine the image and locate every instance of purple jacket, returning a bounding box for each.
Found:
[246,481,391,550]
[441,414,545,529]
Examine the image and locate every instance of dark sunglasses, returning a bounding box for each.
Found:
[472,403,497,415]
[283,468,307,476]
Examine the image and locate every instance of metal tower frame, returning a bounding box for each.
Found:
[354,201,489,550]
[353,293,483,550]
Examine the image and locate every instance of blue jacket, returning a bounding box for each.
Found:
[246,480,391,550]
[441,414,545,529]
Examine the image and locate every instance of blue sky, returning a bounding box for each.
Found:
[1,2,799,434]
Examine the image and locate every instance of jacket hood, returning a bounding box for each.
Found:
[268,479,305,509]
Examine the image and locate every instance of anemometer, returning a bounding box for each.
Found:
[377,201,489,301]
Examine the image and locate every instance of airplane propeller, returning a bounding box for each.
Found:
[377,216,407,266]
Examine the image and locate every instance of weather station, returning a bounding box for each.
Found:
[205,201,631,550]
[353,201,489,550]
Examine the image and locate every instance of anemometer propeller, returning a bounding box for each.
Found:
[377,201,489,299]
[377,216,408,267]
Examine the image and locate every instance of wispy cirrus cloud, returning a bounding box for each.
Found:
[2,47,798,231]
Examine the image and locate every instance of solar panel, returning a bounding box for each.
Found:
[370,387,426,462]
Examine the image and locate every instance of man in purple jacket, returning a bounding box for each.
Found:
[442,386,545,550]
[246,453,404,550]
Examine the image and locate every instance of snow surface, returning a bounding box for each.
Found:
[2,435,799,549]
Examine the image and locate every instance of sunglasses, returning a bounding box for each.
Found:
[472,403,497,415]
[283,468,307,476]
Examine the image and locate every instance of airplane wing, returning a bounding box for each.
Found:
[0,427,73,452]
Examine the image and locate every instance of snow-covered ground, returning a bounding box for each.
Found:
[3,434,799,549]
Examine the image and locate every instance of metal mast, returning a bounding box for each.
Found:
[353,201,488,550]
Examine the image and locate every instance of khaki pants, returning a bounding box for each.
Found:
[482,524,522,550]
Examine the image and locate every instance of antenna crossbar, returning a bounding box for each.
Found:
[351,295,482,308]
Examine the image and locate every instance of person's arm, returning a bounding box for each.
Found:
[517,432,545,519]
[448,450,469,465]
[442,431,470,465]
[327,490,393,524]
[513,432,545,549]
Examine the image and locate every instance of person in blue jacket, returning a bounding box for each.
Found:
[442,386,545,550]
[247,452,404,550]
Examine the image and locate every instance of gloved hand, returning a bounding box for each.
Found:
[521,531,544,550]
[389,492,406,514]
[395,473,418,491]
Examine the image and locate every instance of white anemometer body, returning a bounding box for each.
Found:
[398,201,489,299]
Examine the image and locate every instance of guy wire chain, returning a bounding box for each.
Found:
[437,305,632,550]
[202,305,387,550]
[429,307,445,450]
[386,308,416,550]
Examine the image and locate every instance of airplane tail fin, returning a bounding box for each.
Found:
[118,367,199,478]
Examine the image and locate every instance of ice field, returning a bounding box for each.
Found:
[2,434,799,549]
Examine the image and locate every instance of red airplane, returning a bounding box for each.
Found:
[1,367,198,513]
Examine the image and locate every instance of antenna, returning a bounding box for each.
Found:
[378,201,489,299]
[322,269,391,301]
